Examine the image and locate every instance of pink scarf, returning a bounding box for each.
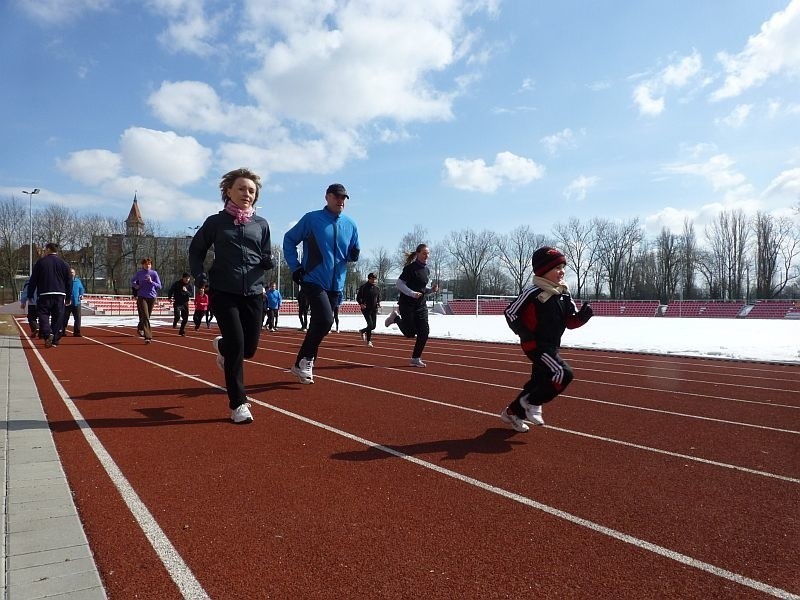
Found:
[224,202,255,225]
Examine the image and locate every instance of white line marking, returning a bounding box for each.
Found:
[61,329,800,598]
[23,334,210,600]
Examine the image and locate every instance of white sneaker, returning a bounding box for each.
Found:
[360,331,366,341]
[520,396,545,426]
[212,336,224,371]
[409,357,426,367]
[366,341,373,347]
[290,357,314,384]
[500,408,530,433]
[231,403,253,424]
[384,310,398,327]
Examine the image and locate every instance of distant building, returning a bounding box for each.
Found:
[90,194,195,294]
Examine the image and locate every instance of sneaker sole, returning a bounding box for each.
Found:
[289,367,314,385]
[499,410,530,433]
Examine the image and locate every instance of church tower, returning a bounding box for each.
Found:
[125,193,145,236]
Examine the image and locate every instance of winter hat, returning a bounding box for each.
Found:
[531,246,566,276]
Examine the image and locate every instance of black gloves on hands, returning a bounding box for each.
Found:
[577,301,593,323]
[195,274,208,289]
[292,268,305,284]
[260,255,275,271]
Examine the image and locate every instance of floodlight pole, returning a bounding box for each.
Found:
[22,189,40,277]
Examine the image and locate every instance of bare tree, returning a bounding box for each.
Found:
[679,218,698,299]
[704,209,749,299]
[0,195,28,296]
[653,227,682,303]
[395,225,428,271]
[553,217,597,299]
[753,211,800,298]
[443,228,497,298]
[497,225,544,294]
[595,218,643,298]
[363,246,393,302]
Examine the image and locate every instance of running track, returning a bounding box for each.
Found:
[16,319,800,599]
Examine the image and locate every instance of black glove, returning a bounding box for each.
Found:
[195,274,208,288]
[577,301,593,323]
[260,255,275,270]
[292,268,305,284]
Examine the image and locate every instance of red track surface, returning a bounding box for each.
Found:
[17,320,800,599]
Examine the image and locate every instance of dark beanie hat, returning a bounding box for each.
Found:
[532,246,566,276]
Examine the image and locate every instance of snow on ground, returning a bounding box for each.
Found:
[81,313,800,364]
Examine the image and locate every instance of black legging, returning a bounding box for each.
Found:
[395,301,429,359]
[360,308,377,342]
[294,283,339,364]
[210,290,262,409]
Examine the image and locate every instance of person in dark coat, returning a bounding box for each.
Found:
[384,243,438,367]
[500,246,593,432]
[168,273,194,336]
[27,243,72,348]
[356,272,381,347]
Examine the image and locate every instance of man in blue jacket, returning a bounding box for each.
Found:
[283,183,360,384]
[27,242,72,348]
[61,268,85,337]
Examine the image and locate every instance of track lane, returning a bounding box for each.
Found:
[23,324,800,599]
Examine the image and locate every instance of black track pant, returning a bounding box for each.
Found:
[508,349,574,419]
[211,291,262,409]
[395,302,430,359]
[295,283,339,365]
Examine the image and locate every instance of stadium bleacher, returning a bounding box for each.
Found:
[663,300,745,318]
[745,300,800,319]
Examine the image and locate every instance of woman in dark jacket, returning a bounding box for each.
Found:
[384,243,438,367]
[189,167,273,424]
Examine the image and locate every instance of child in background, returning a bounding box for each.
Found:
[500,246,592,432]
[193,286,209,330]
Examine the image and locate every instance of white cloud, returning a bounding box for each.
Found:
[443,151,545,193]
[146,0,227,56]
[540,128,585,156]
[711,0,800,101]
[662,153,750,194]
[563,175,599,201]
[56,149,122,185]
[119,127,212,186]
[632,50,703,116]
[244,3,474,128]
[763,167,800,198]
[147,81,279,143]
[715,103,752,128]
[15,0,111,25]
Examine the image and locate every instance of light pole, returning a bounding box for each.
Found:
[22,189,40,277]
[275,249,281,295]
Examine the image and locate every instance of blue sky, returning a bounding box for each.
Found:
[1,0,799,255]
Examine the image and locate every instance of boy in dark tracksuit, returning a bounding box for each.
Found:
[501,246,593,432]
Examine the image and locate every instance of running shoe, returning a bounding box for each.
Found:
[499,408,530,433]
[290,357,314,384]
[212,336,224,371]
[520,395,545,426]
[231,403,253,424]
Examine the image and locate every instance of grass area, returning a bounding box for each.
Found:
[0,315,21,336]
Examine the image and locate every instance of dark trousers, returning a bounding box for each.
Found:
[193,309,207,329]
[360,308,378,341]
[26,304,38,335]
[212,291,262,409]
[396,302,430,358]
[37,295,66,343]
[62,304,81,335]
[173,302,189,334]
[295,283,338,364]
[298,292,309,329]
[265,308,279,329]
[136,297,155,340]
[508,350,574,418]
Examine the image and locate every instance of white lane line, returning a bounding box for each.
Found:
[24,336,210,600]
[88,326,800,481]
[67,330,800,599]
